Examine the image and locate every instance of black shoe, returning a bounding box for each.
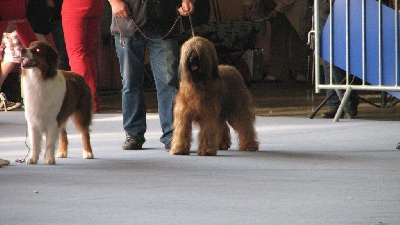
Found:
[321,109,343,119]
[164,141,171,152]
[397,142,400,150]
[348,108,358,117]
[122,136,145,150]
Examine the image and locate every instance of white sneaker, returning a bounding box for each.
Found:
[0,92,7,110]
[4,101,22,111]
[0,158,10,166]
[0,92,23,111]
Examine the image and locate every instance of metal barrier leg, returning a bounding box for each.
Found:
[309,91,336,119]
[333,86,352,122]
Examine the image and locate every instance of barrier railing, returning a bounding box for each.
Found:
[310,0,400,121]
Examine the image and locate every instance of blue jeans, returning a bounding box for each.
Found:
[323,60,358,111]
[114,24,179,145]
[320,15,358,111]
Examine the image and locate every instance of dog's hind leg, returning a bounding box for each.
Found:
[56,124,68,158]
[81,129,93,159]
[73,113,94,159]
[26,126,42,164]
[218,121,231,150]
[229,116,259,151]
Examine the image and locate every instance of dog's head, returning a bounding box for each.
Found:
[180,36,219,84]
[21,41,59,79]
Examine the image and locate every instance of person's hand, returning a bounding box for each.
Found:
[178,0,195,16]
[269,10,279,18]
[109,0,131,18]
[4,19,24,33]
[47,0,55,7]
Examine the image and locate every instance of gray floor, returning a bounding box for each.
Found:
[1,111,400,225]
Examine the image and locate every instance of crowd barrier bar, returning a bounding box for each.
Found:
[310,0,400,121]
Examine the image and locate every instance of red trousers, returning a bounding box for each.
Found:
[61,0,104,112]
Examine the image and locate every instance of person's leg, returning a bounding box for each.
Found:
[322,60,341,117]
[50,20,70,70]
[147,33,179,147]
[331,65,358,116]
[268,13,290,81]
[114,35,147,144]
[0,31,23,110]
[62,2,85,73]
[0,32,21,87]
[0,61,15,87]
[83,3,103,111]
[62,1,103,112]
[288,25,308,82]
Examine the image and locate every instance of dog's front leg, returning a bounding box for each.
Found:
[26,125,42,164]
[170,110,193,155]
[197,120,219,156]
[43,124,59,165]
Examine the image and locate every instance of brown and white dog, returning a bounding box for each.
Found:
[20,41,94,164]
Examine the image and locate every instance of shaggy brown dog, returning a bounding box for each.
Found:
[170,36,259,156]
[21,41,94,164]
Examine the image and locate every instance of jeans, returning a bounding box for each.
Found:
[320,14,358,112]
[323,60,358,111]
[114,24,179,145]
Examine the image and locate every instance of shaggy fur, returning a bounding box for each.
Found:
[170,36,259,156]
[21,41,94,164]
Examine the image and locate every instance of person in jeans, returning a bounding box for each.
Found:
[108,0,195,150]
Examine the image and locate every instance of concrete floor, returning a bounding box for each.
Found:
[1,81,400,224]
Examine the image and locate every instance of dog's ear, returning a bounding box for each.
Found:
[45,44,59,77]
[210,47,219,79]
[212,63,219,79]
[46,45,59,71]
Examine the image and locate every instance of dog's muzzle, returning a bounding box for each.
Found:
[20,48,39,68]
[187,51,206,83]
[187,54,200,73]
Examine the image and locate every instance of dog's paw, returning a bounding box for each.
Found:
[26,157,38,164]
[240,144,259,151]
[56,152,68,158]
[219,143,230,150]
[198,148,217,156]
[169,148,190,155]
[83,152,94,159]
[45,157,56,165]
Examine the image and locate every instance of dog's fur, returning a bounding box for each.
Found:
[170,36,259,156]
[21,41,94,164]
